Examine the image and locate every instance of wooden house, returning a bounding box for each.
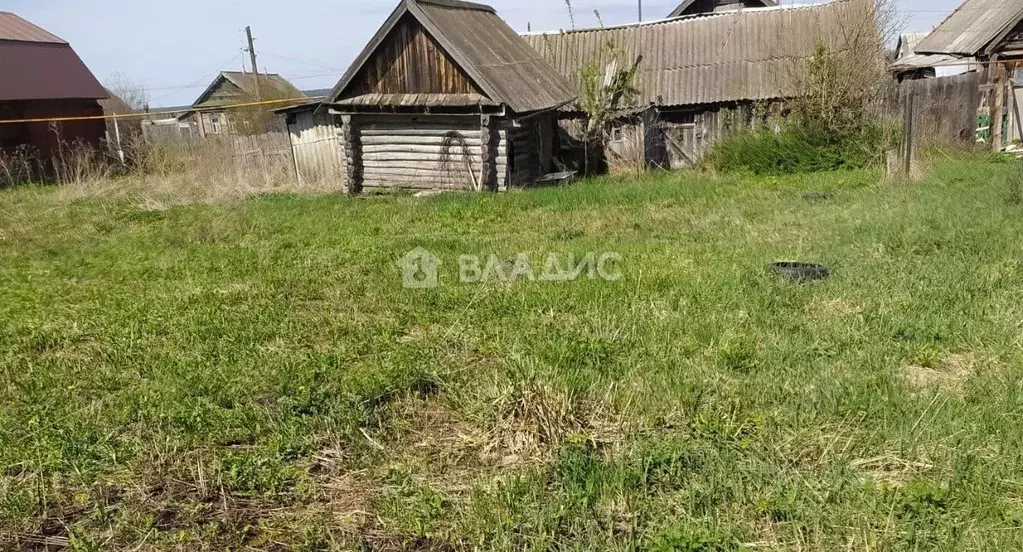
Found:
[0,12,107,175]
[523,0,867,170]
[283,0,577,193]
[180,71,305,137]
[891,33,964,82]
[915,0,1023,150]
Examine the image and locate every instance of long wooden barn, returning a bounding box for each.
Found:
[522,0,870,170]
[283,0,577,192]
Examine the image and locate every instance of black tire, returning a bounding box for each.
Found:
[770,262,831,282]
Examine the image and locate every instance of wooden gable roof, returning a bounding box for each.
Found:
[192,72,305,108]
[325,0,576,114]
[916,0,1023,57]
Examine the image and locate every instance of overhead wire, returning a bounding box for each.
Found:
[0,96,327,125]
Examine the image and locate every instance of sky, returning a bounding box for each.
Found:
[6,0,964,108]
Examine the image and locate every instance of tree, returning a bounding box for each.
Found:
[104,72,150,112]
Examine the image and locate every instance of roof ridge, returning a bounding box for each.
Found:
[523,0,845,36]
[222,70,286,77]
[412,0,496,13]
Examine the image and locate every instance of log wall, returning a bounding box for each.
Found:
[351,115,508,191]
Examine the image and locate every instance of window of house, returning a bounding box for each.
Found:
[208,114,222,135]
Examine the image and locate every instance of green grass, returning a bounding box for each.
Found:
[2,159,1023,550]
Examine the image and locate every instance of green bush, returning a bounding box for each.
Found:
[706,123,888,175]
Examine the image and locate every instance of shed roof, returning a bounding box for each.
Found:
[915,0,1023,57]
[192,72,306,108]
[667,0,778,18]
[335,93,497,108]
[0,13,106,102]
[326,0,577,114]
[891,32,961,72]
[99,89,137,116]
[523,0,867,109]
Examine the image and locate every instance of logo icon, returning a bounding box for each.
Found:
[398,248,442,289]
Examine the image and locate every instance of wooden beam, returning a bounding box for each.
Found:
[992,55,1006,152]
[341,115,363,194]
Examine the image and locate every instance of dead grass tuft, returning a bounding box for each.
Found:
[904,353,981,394]
[482,382,629,467]
[851,454,935,488]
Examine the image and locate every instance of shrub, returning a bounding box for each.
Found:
[707,35,895,176]
[706,122,888,175]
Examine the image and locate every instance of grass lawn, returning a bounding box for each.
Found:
[2,158,1023,550]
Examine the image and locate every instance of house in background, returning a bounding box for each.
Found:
[0,11,107,173]
[891,32,971,82]
[283,0,576,192]
[667,0,777,18]
[179,71,305,137]
[524,0,864,170]
[915,0,1023,150]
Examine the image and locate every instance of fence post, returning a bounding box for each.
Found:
[113,118,126,166]
[992,56,1006,152]
[903,86,916,177]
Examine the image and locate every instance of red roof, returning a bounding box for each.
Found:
[0,12,106,102]
[0,12,65,43]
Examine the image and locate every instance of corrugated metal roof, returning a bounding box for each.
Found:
[915,0,1023,56]
[0,40,107,102]
[0,12,65,43]
[892,32,960,71]
[667,0,777,18]
[523,1,866,109]
[326,0,577,114]
[335,93,497,107]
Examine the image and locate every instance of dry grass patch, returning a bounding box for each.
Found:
[482,382,631,468]
[851,454,935,489]
[807,297,862,319]
[903,353,982,394]
[55,138,340,209]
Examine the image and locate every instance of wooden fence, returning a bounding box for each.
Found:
[901,72,982,146]
[230,132,295,187]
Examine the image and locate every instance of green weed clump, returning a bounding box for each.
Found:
[706,123,887,175]
[708,42,894,176]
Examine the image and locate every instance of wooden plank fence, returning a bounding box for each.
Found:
[901,72,982,146]
[231,132,296,187]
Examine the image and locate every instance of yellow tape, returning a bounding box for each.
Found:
[0,96,325,125]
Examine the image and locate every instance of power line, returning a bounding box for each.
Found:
[259,51,344,72]
[0,96,326,125]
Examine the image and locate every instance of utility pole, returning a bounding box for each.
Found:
[245,26,262,101]
[638,0,643,22]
